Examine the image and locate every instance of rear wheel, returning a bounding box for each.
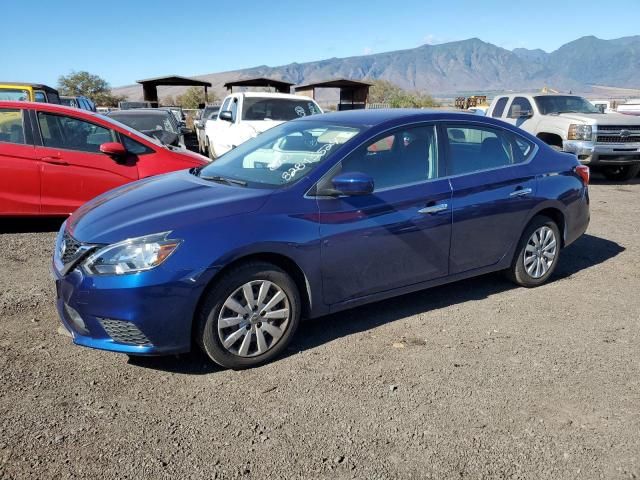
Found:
[196,262,301,369]
[601,164,640,181]
[507,216,560,288]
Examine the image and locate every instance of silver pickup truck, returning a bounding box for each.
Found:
[487,93,640,181]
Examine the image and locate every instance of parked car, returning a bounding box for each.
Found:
[159,106,186,126]
[0,101,207,216]
[589,100,615,114]
[204,92,322,160]
[60,95,97,112]
[0,82,60,103]
[107,108,187,149]
[194,105,220,154]
[487,93,640,181]
[118,101,152,110]
[52,109,590,368]
[617,99,640,116]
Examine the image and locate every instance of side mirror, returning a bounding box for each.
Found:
[519,110,533,118]
[219,111,233,122]
[100,142,127,157]
[330,172,374,196]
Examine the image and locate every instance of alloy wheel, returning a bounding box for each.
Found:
[217,280,290,357]
[523,226,557,279]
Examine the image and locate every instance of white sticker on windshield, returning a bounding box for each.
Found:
[294,106,306,117]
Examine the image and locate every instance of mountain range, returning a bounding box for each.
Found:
[113,35,640,101]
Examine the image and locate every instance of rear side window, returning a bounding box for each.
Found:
[445,124,533,175]
[34,91,47,103]
[0,108,26,144]
[491,97,508,118]
[508,97,534,118]
[38,112,118,153]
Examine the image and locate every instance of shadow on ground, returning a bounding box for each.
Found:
[130,233,623,375]
[0,217,66,234]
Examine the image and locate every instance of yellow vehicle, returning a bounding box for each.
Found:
[0,83,60,103]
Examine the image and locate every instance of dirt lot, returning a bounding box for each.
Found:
[1,176,638,480]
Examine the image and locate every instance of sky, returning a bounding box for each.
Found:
[2,0,639,88]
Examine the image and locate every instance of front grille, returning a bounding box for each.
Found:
[597,125,640,132]
[597,135,640,143]
[61,231,82,264]
[99,318,152,346]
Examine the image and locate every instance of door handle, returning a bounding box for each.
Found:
[509,187,533,198]
[41,156,69,166]
[418,203,448,214]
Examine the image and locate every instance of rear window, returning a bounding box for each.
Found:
[242,97,321,121]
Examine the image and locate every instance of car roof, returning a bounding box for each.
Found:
[0,100,96,115]
[1,83,59,93]
[108,108,170,116]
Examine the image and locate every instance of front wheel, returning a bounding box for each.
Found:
[196,262,301,369]
[600,164,640,181]
[507,216,561,288]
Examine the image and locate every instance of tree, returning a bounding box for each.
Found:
[367,79,439,108]
[57,71,124,107]
[172,87,219,109]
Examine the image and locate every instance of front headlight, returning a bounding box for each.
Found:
[83,232,181,275]
[567,124,592,141]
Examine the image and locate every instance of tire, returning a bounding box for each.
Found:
[601,164,640,181]
[196,262,301,369]
[507,215,561,288]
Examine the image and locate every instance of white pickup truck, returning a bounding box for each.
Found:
[203,92,323,159]
[487,93,640,181]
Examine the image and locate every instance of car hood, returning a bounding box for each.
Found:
[67,170,272,244]
[242,120,285,135]
[557,112,640,125]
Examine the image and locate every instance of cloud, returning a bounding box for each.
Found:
[422,34,443,45]
[363,47,373,55]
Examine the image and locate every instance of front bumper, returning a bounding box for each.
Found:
[52,260,214,356]
[563,140,640,165]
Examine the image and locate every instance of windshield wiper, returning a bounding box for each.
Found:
[199,175,248,187]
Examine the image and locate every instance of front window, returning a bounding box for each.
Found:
[242,97,321,121]
[534,95,601,115]
[38,112,118,153]
[196,121,361,188]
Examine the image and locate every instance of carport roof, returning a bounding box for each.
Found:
[136,75,212,87]
[294,78,372,90]
[224,77,294,92]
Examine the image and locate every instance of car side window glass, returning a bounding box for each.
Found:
[37,112,117,153]
[34,91,46,103]
[492,97,508,118]
[446,125,530,175]
[507,97,533,118]
[0,108,26,145]
[122,135,152,155]
[219,97,231,116]
[338,125,439,191]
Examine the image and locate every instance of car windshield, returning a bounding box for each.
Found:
[108,112,178,133]
[196,120,361,188]
[534,95,601,114]
[242,97,322,121]
[0,89,30,101]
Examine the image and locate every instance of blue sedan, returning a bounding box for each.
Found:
[52,109,590,368]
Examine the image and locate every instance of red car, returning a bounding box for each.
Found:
[0,101,208,216]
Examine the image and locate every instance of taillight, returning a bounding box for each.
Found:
[575,165,590,185]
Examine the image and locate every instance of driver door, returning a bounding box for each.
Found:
[317,124,452,305]
[34,111,138,214]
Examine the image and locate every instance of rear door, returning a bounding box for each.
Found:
[0,107,40,214]
[444,122,538,274]
[34,110,139,214]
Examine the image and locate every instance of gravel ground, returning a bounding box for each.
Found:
[1,176,638,480]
